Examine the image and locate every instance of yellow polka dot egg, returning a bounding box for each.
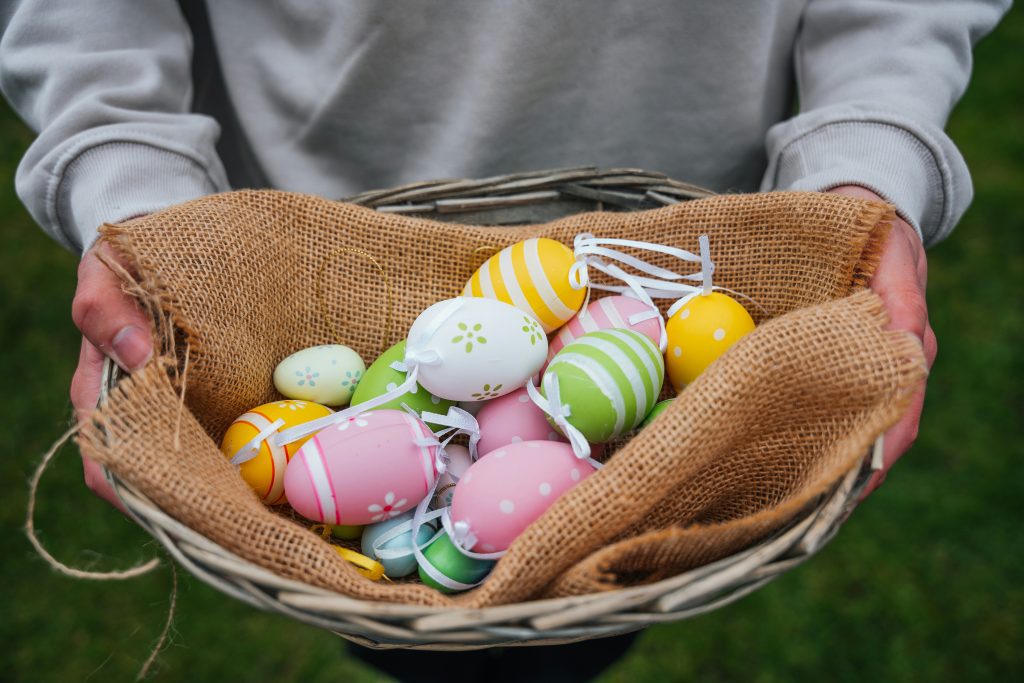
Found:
[463,238,585,333]
[665,292,756,390]
[219,400,333,504]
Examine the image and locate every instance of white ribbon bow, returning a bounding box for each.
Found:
[565,233,718,342]
[420,406,481,463]
[526,376,603,470]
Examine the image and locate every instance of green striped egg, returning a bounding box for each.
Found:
[542,329,665,442]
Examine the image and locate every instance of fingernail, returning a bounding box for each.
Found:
[111,326,152,371]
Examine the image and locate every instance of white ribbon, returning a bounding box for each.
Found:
[573,233,710,282]
[585,258,670,353]
[565,233,721,350]
[440,508,507,561]
[699,234,712,295]
[274,298,466,447]
[229,418,286,465]
[405,404,497,588]
[370,512,441,561]
[420,406,481,463]
[526,376,603,470]
[408,492,494,591]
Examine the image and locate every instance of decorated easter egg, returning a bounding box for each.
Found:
[350,340,454,425]
[284,409,438,525]
[450,441,596,553]
[406,297,548,402]
[548,295,663,362]
[432,443,473,509]
[543,329,665,443]
[273,345,366,406]
[463,237,585,333]
[418,532,494,594]
[665,292,755,390]
[220,400,333,504]
[361,511,438,578]
[476,387,563,455]
[641,399,674,428]
[331,525,364,540]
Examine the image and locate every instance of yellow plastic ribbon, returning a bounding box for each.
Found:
[333,546,387,582]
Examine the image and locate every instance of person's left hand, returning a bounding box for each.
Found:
[827,186,938,499]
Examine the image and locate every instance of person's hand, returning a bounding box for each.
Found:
[70,241,153,512]
[828,186,938,498]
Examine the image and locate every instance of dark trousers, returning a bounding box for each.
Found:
[350,631,640,683]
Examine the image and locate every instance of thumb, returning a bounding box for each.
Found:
[71,242,153,372]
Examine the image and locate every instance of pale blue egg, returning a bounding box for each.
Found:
[361,510,437,578]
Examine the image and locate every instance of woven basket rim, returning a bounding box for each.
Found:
[98,167,881,649]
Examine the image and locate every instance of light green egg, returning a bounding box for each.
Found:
[351,341,455,427]
[543,329,665,442]
[641,399,674,428]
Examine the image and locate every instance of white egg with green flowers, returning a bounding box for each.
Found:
[406,297,548,402]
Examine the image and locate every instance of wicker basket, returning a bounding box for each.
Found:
[99,167,883,650]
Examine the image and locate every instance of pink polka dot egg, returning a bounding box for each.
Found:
[449,440,596,553]
[284,409,438,526]
[475,386,565,455]
[547,295,663,363]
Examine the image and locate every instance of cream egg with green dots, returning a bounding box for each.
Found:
[665,292,755,390]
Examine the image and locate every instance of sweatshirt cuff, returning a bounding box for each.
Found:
[763,115,973,247]
[56,142,223,253]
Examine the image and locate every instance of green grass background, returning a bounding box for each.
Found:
[1,10,1021,682]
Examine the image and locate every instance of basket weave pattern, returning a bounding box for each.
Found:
[80,168,925,648]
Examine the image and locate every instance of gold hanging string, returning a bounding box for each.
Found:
[316,247,393,350]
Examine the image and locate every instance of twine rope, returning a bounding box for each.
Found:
[173,344,190,452]
[135,563,177,681]
[26,423,160,580]
[27,421,176,681]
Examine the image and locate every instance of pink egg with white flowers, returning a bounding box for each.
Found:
[285,409,438,526]
[450,441,596,553]
[547,295,663,363]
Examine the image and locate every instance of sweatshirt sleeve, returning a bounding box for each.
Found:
[0,1,230,253]
[760,0,1009,246]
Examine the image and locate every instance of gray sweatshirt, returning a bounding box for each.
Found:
[0,1,1009,253]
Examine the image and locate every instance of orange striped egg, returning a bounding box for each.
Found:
[219,400,333,505]
[463,238,585,333]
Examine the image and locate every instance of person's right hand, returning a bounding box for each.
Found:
[70,241,153,511]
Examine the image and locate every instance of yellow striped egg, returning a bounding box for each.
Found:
[219,400,333,505]
[463,238,585,333]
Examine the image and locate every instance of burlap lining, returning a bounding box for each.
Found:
[78,190,924,608]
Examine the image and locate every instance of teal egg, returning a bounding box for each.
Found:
[351,341,455,428]
[641,399,674,428]
[361,511,436,578]
[543,329,665,442]
[418,532,494,593]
